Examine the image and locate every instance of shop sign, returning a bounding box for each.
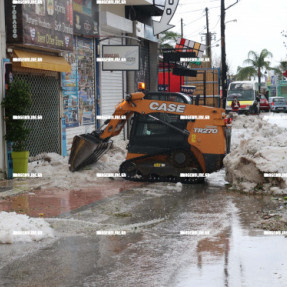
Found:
[6,0,73,51]
[102,45,140,71]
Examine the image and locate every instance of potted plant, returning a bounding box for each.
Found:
[1,78,32,174]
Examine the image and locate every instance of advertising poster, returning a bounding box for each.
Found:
[73,0,99,36]
[77,38,95,126]
[62,38,78,128]
[61,37,95,128]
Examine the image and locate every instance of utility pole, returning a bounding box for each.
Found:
[201,8,216,67]
[181,18,183,38]
[221,0,239,108]
[0,0,7,178]
[221,0,227,108]
[205,8,211,62]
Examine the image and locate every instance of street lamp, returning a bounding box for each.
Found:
[221,10,238,108]
[221,0,239,109]
[225,19,237,25]
[224,19,237,85]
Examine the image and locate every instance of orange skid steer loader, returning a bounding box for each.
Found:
[69,92,232,183]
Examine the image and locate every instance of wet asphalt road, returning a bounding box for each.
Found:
[0,182,287,287]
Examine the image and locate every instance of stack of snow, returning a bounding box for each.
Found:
[27,136,128,190]
[0,211,54,244]
[224,114,287,194]
[206,169,228,187]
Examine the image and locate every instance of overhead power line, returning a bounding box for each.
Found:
[184,14,205,26]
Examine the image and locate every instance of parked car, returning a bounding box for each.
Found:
[269,97,287,112]
[259,94,270,112]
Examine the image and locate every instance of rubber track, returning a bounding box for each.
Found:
[119,149,205,184]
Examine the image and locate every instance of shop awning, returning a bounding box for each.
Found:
[13,50,71,73]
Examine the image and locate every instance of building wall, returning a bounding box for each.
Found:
[99,4,125,17]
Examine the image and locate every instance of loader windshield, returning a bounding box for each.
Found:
[135,113,183,136]
[129,112,189,153]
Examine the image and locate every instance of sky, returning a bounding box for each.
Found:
[168,0,287,74]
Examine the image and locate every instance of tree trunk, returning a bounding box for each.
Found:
[258,68,261,93]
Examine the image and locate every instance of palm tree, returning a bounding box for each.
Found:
[235,66,256,81]
[235,49,273,91]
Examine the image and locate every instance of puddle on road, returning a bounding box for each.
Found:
[1,181,287,287]
[171,200,287,287]
[0,181,142,217]
[73,186,287,287]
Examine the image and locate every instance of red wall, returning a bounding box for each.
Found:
[158,72,182,92]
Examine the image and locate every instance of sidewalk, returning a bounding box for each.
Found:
[0,178,142,218]
[0,139,139,217]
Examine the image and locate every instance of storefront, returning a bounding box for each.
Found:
[5,0,100,160]
[5,0,73,158]
[11,54,66,157]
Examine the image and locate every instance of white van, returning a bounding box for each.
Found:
[225,81,260,114]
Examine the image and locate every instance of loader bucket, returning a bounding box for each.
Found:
[69,133,112,172]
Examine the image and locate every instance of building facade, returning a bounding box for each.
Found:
[1,0,163,178]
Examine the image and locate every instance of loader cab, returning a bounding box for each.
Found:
[128,92,190,155]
